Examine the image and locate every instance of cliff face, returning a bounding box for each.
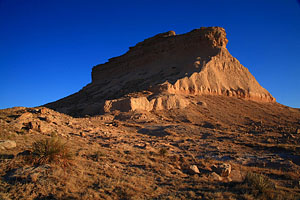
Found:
[46,27,275,116]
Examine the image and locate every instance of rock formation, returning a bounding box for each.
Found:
[46,27,275,116]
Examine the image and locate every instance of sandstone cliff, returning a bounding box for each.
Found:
[45,27,275,116]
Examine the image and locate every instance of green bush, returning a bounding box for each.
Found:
[31,136,73,167]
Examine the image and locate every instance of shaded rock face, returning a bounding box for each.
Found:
[45,27,275,116]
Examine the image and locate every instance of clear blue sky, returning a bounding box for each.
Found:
[0,0,300,109]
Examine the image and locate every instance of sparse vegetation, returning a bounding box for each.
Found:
[158,147,168,156]
[0,130,16,140]
[244,172,275,193]
[234,172,300,200]
[0,98,300,199]
[30,136,73,167]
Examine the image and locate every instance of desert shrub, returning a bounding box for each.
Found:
[31,136,73,167]
[239,172,280,199]
[244,172,275,193]
[234,172,299,200]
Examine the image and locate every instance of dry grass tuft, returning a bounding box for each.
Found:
[244,172,275,193]
[30,136,73,167]
[235,172,300,200]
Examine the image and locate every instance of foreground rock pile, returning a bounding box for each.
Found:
[8,107,72,136]
[1,97,300,199]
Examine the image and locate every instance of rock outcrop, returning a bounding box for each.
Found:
[45,27,275,116]
[104,94,190,112]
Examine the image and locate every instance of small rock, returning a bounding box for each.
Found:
[31,109,41,113]
[224,177,232,182]
[80,132,86,137]
[188,165,200,174]
[209,172,223,181]
[40,108,49,114]
[134,143,147,149]
[0,140,17,150]
[45,115,55,123]
[11,112,33,130]
[212,163,231,177]
[296,129,300,134]
[28,121,40,130]
[266,138,273,143]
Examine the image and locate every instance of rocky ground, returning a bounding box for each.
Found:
[0,95,300,199]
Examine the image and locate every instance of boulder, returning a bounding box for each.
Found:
[212,163,231,177]
[23,120,53,134]
[17,112,33,121]
[40,107,49,114]
[188,165,200,174]
[12,112,34,130]
[28,121,40,130]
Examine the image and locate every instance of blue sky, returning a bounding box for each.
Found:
[0,0,300,109]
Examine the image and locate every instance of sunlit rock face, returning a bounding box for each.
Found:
[46,27,275,116]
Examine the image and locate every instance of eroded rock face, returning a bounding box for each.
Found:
[104,94,190,112]
[154,50,274,102]
[45,27,275,116]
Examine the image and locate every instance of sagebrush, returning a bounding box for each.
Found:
[31,136,73,167]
